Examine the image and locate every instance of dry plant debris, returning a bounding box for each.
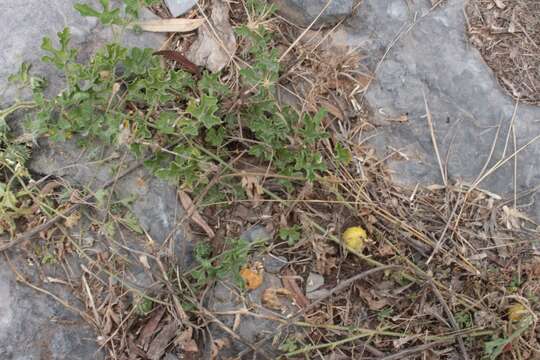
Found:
[466,0,540,104]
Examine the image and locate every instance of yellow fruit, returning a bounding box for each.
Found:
[342,226,367,252]
[508,303,528,321]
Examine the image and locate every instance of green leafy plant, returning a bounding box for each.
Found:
[455,311,473,329]
[74,0,161,25]
[6,0,335,239]
[483,317,533,359]
[135,296,154,315]
[279,225,301,245]
[191,239,251,286]
[24,3,331,198]
[0,99,36,235]
[279,338,300,353]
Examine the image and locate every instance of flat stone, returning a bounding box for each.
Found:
[0,0,164,108]
[164,0,196,17]
[240,225,273,244]
[273,0,353,29]
[341,0,540,221]
[263,254,288,274]
[0,257,103,360]
[29,139,195,272]
[204,272,292,358]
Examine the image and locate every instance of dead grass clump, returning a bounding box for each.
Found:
[265,150,540,359]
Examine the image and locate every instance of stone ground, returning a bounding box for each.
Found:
[1,0,540,359]
[1,1,188,359]
[344,0,540,221]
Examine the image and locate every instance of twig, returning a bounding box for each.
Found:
[426,192,463,264]
[430,281,470,360]
[278,0,334,62]
[423,90,447,187]
[285,332,385,357]
[379,340,447,360]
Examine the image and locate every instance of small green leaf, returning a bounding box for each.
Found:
[136,297,153,315]
[205,127,225,147]
[74,3,101,17]
[187,95,221,129]
[279,225,301,245]
[335,142,352,165]
[40,37,53,53]
[58,28,71,49]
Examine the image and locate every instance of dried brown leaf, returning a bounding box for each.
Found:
[138,306,166,347]
[153,50,199,75]
[282,270,309,308]
[128,335,148,359]
[502,205,532,230]
[358,287,390,311]
[147,322,178,360]
[312,240,337,275]
[211,338,230,360]
[178,190,215,238]
[175,327,199,353]
[261,287,292,311]
[241,175,263,206]
[64,211,80,228]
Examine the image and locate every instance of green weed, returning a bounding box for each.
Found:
[278,225,302,245]
[191,239,251,287]
[2,0,338,286]
[19,0,332,202]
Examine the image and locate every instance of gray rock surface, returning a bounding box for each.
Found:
[29,140,193,269]
[164,0,196,17]
[0,257,103,360]
[341,0,540,220]
[273,0,354,28]
[263,254,287,273]
[0,1,189,359]
[240,225,273,244]
[0,0,164,107]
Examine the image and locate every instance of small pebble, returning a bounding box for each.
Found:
[306,272,325,293]
[306,288,330,300]
[263,255,288,273]
[240,225,272,243]
[164,0,197,17]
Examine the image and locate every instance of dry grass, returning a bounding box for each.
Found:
[466,0,540,105]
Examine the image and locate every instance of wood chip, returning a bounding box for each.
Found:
[134,18,204,33]
[146,322,178,360]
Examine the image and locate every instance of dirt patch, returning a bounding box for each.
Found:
[466,0,540,105]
